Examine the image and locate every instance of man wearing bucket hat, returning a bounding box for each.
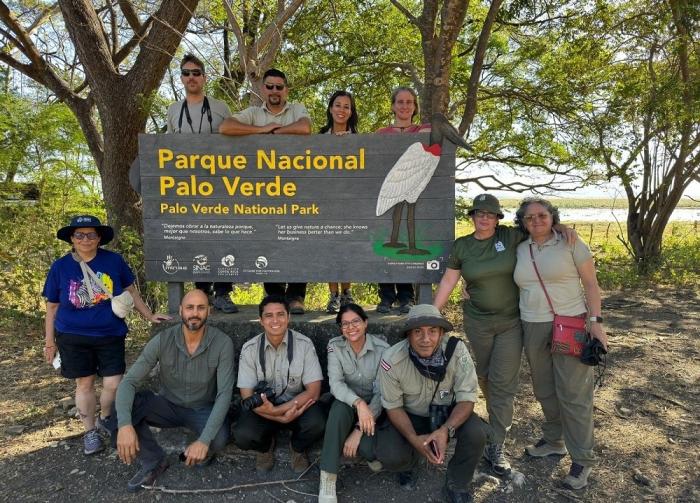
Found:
[433,194,576,477]
[43,215,169,457]
[376,304,487,503]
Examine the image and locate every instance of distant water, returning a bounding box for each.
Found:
[500,208,699,222]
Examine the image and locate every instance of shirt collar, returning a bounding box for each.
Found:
[527,229,561,247]
[176,325,212,357]
[341,333,375,358]
[263,329,289,351]
[262,101,291,116]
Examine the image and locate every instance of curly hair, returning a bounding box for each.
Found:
[514,197,561,234]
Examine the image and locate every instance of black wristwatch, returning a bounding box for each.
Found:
[588,316,603,323]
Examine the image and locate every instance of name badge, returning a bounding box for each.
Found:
[495,241,505,252]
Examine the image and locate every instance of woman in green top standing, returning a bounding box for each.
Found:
[433,194,574,476]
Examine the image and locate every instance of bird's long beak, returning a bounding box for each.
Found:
[431,113,472,150]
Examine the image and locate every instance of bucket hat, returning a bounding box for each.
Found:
[468,193,504,219]
[57,215,114,245]
[402,304,453,335]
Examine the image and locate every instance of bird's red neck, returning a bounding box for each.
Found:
[423,143,441,156]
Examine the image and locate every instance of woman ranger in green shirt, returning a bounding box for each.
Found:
[318,303,389,503]
[433,194,574,476]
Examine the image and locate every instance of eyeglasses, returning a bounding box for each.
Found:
[73,231,99,241]
[474,210,498,220]
[339,318,364,330]
[264,83,285,91]
[523,213,550,222]
[181,69,203,77]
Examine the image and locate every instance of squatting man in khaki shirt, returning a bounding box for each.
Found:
[105,289,234,492]
[233,294,325,473]
[377,304,487,503]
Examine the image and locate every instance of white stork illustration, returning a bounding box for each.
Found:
[375,113,471,255]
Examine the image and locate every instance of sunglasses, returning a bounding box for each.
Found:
[474,210,498,219]
[264,83,285,91]
[73,231,99,241]
[181,69,203,77]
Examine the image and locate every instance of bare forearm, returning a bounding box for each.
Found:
[275,118,311,135]
[219,118,267,136]
[45,303,58,343]
[126,285,152,320]
[433,268,461,310]
[443,402,473,431]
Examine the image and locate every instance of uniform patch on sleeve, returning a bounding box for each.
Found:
[380,359,392,371]
[327,346,334,353]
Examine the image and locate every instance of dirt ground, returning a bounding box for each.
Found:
[0,287,698,503]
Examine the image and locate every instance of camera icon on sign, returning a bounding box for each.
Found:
[426,260,440,271]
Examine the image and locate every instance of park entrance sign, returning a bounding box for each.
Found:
[138,133,456,284]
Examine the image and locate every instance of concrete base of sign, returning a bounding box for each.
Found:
[152,305,420,378]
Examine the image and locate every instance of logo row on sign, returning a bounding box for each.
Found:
[162,254,271,275]
[162,254,441,275]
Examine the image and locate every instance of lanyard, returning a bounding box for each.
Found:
[177,96,212,133]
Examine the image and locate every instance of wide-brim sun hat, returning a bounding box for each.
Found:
[468,193,504,219]
[402,304,454,335]
[57,215,114,245]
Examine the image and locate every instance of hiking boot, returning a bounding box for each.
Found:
[326,293,341,313]
[318,470,338,503]
[212,294,239,313]
[290,446,309,473]
[443,484,474,503]
[127,458,169,492]
[398,300,413,314]
[376,301,392,314]
[483,442,511,476]
[366,459,383,473]
[83,428,104,455]
[563,462,592,490]
[289,300,305,315]
[256,441,275,474]
[398,470,416,491]
[340,290,354,306]
[525,438,568,457]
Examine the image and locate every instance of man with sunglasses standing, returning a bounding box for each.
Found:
[166,54,239,314]
[219,69,311,314]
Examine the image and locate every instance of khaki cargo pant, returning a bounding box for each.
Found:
[464,313,522,443]
[522,320,596,467]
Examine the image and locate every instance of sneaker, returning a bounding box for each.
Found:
[127,458,169,492]
[289,300,305,315]
[563,462,592,490]
[318,470,338,503]
[366,459,383,472]
[95,415,111,437]
[525,438,568,457]
[443,484,474,503]
[326,293,341,313]
[398,470,416,491]
[212,294,239,313]
[83,428,104,455]
[256,441,275,474]
[398,301,413,314]
[376,301,392,314]
[340,290,354,306]
[483,442,511,476]
[290,446,309,473]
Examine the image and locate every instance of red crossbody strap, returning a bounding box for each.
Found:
[529,243,556,316]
